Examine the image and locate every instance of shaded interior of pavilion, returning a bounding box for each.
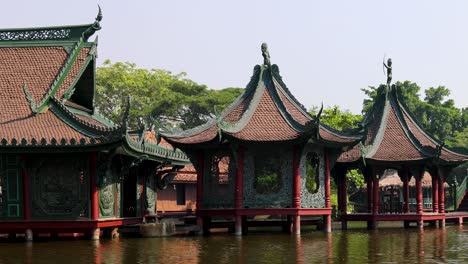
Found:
[335,166,456,229]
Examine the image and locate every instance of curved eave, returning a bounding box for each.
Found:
[395,93,468,163]
[123,134,190,165]
[317,124,364,148]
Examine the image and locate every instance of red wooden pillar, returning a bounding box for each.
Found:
[90,152,98,220]
[235,145,244,235]
[432,175,439,213]
[416,173,423,215]
[367,177,373,213]
[373,176,379,214]
[292,145,301,234]
[324,149,331,232]
[438,174,445,214]
[21,155,30,221]
[402,168,410,213]
[196,151,204,230]
[89,152,99,240]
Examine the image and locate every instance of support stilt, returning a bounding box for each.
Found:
[91,228,100,240]
[324,215,332,233]
[25,229,33,242]
[235,215,242,236]
[294,216,301,235]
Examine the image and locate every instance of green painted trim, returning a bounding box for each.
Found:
[67,107,115,127]
[7,204,20,218]
[49,104,101,138]
[36,39,85,113]
[123,133,190,164]
[0,41,94,48]
[62,54,93,100]
[0,24,92,42]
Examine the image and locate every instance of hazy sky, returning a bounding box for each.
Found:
[2,1,467,114]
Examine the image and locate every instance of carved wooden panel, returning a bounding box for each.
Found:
[30,155,88,219]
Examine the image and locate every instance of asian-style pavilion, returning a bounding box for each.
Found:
[335,73,468,229]
[161,43,361,235]
[0,10,189,240]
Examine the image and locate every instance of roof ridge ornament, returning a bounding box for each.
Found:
[261,42,271,68]
[82,5,103,40]
[383,56,392,90]
[22,81,38,114]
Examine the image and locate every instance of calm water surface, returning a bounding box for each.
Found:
[1,226,468,263]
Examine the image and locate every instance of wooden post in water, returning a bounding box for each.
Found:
[292,145,301,235]
[324,149,332,232]
[196,151,204,234]
[235,145,244,236]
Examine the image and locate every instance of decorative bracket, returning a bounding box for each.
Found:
[22,82,38,114]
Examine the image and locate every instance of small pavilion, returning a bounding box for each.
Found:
[161,44,360,235]
[335,73,468,229]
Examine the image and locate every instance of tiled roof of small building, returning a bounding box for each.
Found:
[338,86,468,164]
[163,63,360,147]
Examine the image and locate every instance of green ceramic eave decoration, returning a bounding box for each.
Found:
[66,107,115,127]
[36,38,85,113]
[123,133,190,165]
[22,82,38,114]
[49,97,125,138]
[0,6,103,43]
[62,41,96,101]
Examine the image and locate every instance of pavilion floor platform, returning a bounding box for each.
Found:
[445,211,468,225]
[197,208,332,234]
[0,217,142,240]
[341,213,447,229]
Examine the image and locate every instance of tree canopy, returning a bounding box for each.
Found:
[95,60,243,130]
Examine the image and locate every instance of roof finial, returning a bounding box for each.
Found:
[82,5,103,40]
[261,42,271,67]
[96,5,103,23]
[383,56,392,88]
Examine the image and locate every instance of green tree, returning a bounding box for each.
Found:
[95,60,243,129]
[310,105,365,212]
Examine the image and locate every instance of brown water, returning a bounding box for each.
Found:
[1,226,467,263]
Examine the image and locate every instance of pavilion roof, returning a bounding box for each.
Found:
[162,63,360,147]
[0,13,190,165]
[338,85,468,165]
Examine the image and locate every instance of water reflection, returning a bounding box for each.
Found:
[2,226,468,263]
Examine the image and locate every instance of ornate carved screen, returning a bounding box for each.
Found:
[243,149,293,208]
[30,155,88,220]
[202,151,235,208]
[300,149,325,208]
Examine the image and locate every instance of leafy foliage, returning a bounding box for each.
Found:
[310,105,362,131]
[305,153,320,193]
[254,155,282,194]
[95,60,243,129]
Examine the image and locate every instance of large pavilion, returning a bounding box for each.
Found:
[161,44,361,235]
[0,10,189,240]
[334,79,468,229]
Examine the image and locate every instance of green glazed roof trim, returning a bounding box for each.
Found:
[67,107,115,127]
[62,42,95,100]
[124,133,190,164]
[159,64,262,138]
[36,38,85,113]
[0,24,93,42]
[218,66,268,133]
[392,87,468,160]
[50,97,123,136]
[0,41,94,48]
